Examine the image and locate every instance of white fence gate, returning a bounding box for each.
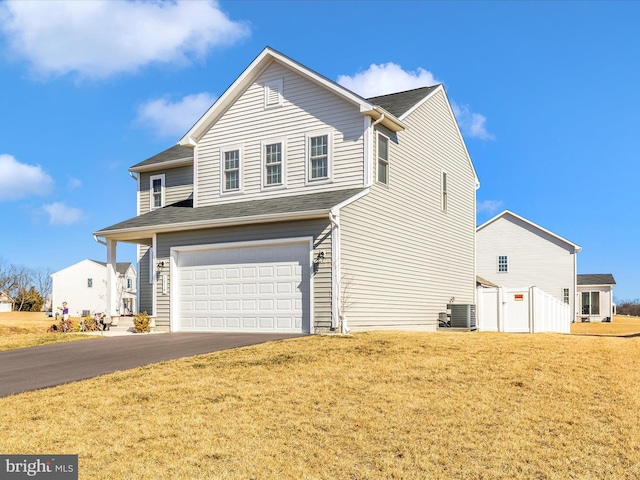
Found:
[0,303,11,313]
[477,286,570,333]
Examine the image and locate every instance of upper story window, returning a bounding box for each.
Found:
[262,140,286,188]
[377,133,389,185]
[441,171,448,211]
[87,278,93,288]
[307,132,332,183]
[264,79,283,108]
[150,174,165,210]
[563,288,570,304]
[498,255,508,273]
[127,278,133,290]
[222,148,241,192]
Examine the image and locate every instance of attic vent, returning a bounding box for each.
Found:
[447,304,477,330]
[265,79,283,107]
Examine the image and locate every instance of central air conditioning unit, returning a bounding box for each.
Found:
[447,304,477,330]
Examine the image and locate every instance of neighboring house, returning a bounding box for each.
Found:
[577,273,616,322]
[94,46,478,334]
[0,291,11,313]
[476,210,582,321]
[51,259,136,317]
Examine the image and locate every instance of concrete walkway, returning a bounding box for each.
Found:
[0,332,303,398]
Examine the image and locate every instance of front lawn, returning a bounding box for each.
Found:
[0,330,638,479]
[0,312,96,351]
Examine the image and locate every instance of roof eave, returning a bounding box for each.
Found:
[94,210,330,242]
[129,156,194,173]
[361,106,406,132]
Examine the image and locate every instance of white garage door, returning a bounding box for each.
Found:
[174,241,310,333]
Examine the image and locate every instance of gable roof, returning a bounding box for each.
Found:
[95,188,366,241]
[577,274,616,286]
[366,85,441,118]
[178,46,406,145]
[130,145,193,173]
[477,210,582,252]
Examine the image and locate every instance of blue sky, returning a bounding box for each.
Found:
[0,1,638,300]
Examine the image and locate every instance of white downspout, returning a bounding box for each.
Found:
[329,209,349,333]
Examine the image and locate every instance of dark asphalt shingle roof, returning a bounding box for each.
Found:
[367,85,441,118]
[97,188,366,234]
[577,274,616,285]
[130,145,193,171]
[90,261,134,275]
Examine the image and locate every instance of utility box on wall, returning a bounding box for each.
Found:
[447,303,477,330]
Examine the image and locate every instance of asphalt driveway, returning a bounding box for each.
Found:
[0,333,303,398]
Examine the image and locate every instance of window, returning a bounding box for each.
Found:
[149,174,165,210]
[498,255,508,273]
[223,149,241,192]
[377,134,389,184]
[264,79,283,108]
[263,141,285,187]
[581,291,600,315]
[563,288,570,304]
[87,278,93,288]
[127,278,132,290]
[307,133,331,182]
[441,171,448,211]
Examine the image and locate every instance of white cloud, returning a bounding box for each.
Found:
[136,92,217,138]
[338,63,494,140]
[0,154,53,201]
[337,62,439,98]
[68,177,82,189]
[452,102,495,140]
[0,1,250,79]
[42,202,84,225]
[477,200,504,215]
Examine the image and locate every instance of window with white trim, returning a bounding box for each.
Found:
[149,174,165,210]
[264,79,283,108]
[563,288,570,304]
[263,141,285,187]
[307,132,331,182]
[441,171,448,211]
[222,148,241,192]
[581,291,600,315]
[498,255,508,273]
[377,133,389,184]
[87,278,93,288]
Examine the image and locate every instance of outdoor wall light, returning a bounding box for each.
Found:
[156,261,165,271]
[313,251,325,274]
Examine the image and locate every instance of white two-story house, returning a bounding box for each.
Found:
[94,47,478,334]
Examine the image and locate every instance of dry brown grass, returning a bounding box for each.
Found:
[1,330,639,479]
[0,311,94,351]
[571,314,640,336]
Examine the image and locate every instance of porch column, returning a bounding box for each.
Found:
[106,239,119,322]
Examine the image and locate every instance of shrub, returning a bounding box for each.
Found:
[80,315,101,332]
[133,312,151,333]
[47,318,75,333]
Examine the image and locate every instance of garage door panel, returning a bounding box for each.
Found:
[176,242,310,333]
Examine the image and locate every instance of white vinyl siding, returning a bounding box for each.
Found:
[576,285,614,322]
[339,90,477,331]
[477,213,577,316]
[196,62,365,206]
